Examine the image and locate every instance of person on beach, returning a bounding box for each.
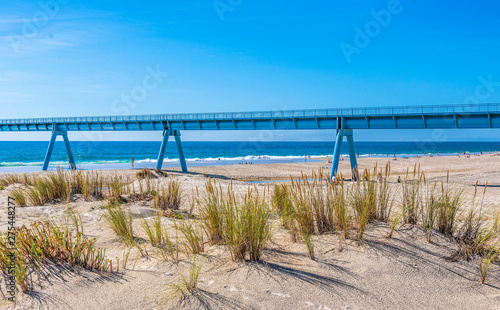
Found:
[305,154,307,162]
[397,176,401,183]
[131,157,134,168]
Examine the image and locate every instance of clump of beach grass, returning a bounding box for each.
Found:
[197,180,272,261]
[0,221,111,295]
[10,188,27,207]
[177,220,205,255]
[154,180,182,211]
[64,207,84,235]
[303,233,315,260]
[141,212,164,247]
[104,202,136,245]
[401,167,424,225]
[136,168,156,179]
[141,212,177,260]
[480,244,500,284]
[4,169,132,207]
[161,256,204,305]
[197,180,226,245]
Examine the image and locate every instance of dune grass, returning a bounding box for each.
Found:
[177,220,205,255]
[0,221,111,294]
[104,202,136,245]
[197,179,227,245]
[141,212,177,260]
[141,212,164,247]
[136,168,156,179]
[197,180,272,261]
[162,256,204,305]
[3,163,500,289]
[481,244,500,284]
[10,188,27,207]
[154,180,182,211]
[3,169,131,207]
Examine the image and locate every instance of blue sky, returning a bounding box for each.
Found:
[1,0,500,142]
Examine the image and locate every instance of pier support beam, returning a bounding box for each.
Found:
[42,131,76,171]
[156,130,188,172]
[329,129,358,180]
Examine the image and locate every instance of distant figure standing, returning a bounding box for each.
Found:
[131,157,135,168]
[397,176,401,183]
[305,153,307,162]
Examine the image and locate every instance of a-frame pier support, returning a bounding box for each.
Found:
[156,130,187,172]
[329,129,358,180]
[42,130,76,171]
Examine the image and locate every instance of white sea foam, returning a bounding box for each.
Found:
[136,154,333,164]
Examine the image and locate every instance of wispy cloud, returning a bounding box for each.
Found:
[0,7,120,57]
[0,90,34,100]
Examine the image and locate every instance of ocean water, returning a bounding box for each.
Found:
[0,141,499,172]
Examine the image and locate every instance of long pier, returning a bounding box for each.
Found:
[1,103,499,178]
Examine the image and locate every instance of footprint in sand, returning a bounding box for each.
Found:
[266,291,291,298]
[304,301,332,310]
[199,279,215,287]
[225,285,240,292]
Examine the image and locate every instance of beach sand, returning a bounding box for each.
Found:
[1,154,500,310]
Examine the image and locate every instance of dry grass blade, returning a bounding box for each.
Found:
[481,244,500,284]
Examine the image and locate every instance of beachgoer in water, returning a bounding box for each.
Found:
[131,157,134,168]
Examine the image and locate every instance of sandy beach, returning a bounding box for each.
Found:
[1,154,500,310]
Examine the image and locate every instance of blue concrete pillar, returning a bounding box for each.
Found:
[174,132,187,172]
[156,130,188,172]
[329,129,344,179]
[42,131,58,171]
[345,130,358,180]
[43,130,75,171]
[156,131,169,170]
[62,132,76,170]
